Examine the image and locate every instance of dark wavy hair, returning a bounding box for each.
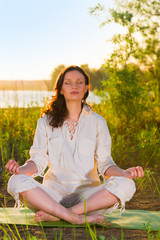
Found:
[42,65,90,129]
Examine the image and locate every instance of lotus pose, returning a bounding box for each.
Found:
[6,65,144,225]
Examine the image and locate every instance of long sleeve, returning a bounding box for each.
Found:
[95,117,116,179]
[26,117,49,177]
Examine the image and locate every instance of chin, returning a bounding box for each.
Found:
[66,97,83,102]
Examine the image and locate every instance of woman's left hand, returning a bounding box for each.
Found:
[123,166,144,179]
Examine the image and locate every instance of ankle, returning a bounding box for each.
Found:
[75,215,85,224]
[70,207,84,215]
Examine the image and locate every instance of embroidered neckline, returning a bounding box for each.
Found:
[64,120,78,140]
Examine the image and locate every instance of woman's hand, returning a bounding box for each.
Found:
[123,166,144,179]
[6,159,38,176]
[5,159,21,175]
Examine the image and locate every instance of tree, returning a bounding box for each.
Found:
[80,64,108,90]
[90,0,160,101]
[50,64,108,91]
[90,0,160,169]
[90,0,160,126]
[50,64,66,90]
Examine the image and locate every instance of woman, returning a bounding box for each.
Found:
[6,65,144,225]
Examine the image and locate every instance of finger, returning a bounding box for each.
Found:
[12,164,19,174]
[6,162,16,173]
[15,165,20,175]
[7,161,18,174]
[135,166,141,178]
[136,166,144,178]
[141,167,144,177]
[131,168,138,179]
[5,159,15,170]
[139,166,144,177]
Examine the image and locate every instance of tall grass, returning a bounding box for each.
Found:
[0,97,160,239]
[0,107,40,187]
[1,102,160,175]
[1,222,160,240]
[92,101,160,170]
[0,101,160,195]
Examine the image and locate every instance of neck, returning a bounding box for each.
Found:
[66,101,83,122]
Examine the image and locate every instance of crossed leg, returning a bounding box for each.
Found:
[71,188,118,214]
[30,188,118,223]
[19,187,113,225]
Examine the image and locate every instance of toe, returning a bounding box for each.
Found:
[97,216,111,226]
[35,212,42,222]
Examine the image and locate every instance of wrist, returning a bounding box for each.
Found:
[19,163,38,176]
[121,169,126,177]
[19,166,25,174]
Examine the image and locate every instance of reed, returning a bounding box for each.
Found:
[0,94,159,239]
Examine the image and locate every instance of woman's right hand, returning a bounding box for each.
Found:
[5,159,21,175]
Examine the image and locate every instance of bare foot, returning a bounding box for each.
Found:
[78,214,111,226]
[35,211,110,226]
[35,211,60,222]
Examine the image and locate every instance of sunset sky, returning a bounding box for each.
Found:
[0,0,123,81]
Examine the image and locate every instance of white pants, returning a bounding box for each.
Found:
[7,174,136,213]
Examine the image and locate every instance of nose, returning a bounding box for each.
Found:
[72,83,78,89]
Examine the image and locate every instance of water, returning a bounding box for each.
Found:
[0,90,102,108]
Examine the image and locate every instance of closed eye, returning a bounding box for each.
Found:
[64,81,71,85]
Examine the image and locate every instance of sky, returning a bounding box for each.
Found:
[0,0,120,81]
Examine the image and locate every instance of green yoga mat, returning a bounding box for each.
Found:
[0,208,159,231]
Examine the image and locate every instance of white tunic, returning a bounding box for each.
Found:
[7,104,136,213]
[28,104,116,188]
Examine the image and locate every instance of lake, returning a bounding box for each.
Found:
[0,90,101,108]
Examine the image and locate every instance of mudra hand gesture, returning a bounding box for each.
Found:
[123,166,144,179]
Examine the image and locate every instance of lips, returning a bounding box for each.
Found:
[70,91,79,94]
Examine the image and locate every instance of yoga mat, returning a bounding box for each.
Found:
[0,208,159,231]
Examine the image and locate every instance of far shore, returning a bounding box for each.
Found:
[0,80,50,91]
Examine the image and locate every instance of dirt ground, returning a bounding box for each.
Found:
[0,174,160,240]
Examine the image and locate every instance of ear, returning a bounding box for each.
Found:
[85,85,88,93]
[60,89,63,95]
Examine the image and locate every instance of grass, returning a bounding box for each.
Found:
[1,223,160,240]
[134,169,160,200]
[0,98,160,239]
[1,104,160,175]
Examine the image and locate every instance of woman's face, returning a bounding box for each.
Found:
[60,70,88,102]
